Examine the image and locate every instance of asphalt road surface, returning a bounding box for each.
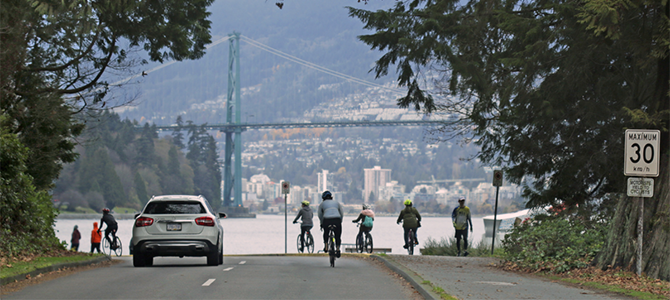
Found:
[3,255,422,299]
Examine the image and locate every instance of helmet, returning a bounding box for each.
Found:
[404,199,412,206]
[362,204,369,210]
[322,191,332,200]
[301,200,310,206]
[458,197,466,202]
[102,208,110,214]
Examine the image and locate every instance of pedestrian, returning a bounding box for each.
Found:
[452,197,473,256]
[91,222,102,253]
[71,225,81,251]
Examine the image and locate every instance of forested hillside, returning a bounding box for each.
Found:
[53,112,221,211]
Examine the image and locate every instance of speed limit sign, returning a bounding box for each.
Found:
[624,129,660,177]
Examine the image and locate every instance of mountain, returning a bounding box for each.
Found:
[113,0,399,126]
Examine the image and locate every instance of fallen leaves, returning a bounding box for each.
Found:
[499,262,670,297]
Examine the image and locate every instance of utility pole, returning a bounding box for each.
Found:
[282,181,290,254]
[491,170,503,254]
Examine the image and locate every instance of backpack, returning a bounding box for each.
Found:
[362,215,374,228]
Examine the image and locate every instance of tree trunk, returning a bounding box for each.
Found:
[595,55,670,281]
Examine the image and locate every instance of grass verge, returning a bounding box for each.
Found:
[421,237,505,257]
[1,253,106,280]
[421,280,458,300]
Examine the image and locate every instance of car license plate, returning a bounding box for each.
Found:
[167,223,182,231]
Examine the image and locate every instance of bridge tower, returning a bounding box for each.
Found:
[222,32,244,208]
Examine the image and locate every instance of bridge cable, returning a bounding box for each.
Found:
[239,35,406,95]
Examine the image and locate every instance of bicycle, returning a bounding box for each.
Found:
[295,222,314,253]
[326,224,337,267]
[102,230,122,257]
[406,228,415,255]
[355,223,373,254]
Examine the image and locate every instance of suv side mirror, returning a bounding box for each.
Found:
[218,212,227,219]
[134,213,140,219]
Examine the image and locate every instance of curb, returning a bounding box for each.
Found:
[1,255,111,286]
[372,255,442,300]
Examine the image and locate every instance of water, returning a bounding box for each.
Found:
[55,215,488,254]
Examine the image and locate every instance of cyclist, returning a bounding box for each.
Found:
[397,199,421,249]
[351,204,375,245]
[318,190,344,257]
[293,200,314,252]
[97,208,118,249]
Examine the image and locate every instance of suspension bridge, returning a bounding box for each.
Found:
[130,32,448,209]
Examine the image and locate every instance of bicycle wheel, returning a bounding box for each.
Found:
[113,237,122,257]
[365,233,373,254]
[328,235,336,267]
[306,232,314,253]
[296,234,304,253]
[408,230,415,255]
[355,233,363,253]
[102,237,111,256]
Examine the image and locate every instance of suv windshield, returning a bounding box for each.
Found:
[144,201,206,214]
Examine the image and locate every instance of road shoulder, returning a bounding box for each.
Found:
[1,256,115,295]
[380,255,637,300]
[372,255,443,300]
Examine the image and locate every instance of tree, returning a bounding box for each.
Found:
[1,0,215,192]
[162,146,189,195]
[349,0,668,279]
[172,116,186,150]
[0,116,62,257]
[134,171,149,207]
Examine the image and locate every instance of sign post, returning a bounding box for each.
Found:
[624,129,660,276]
[282,181,290,254]
[491,170,503,254]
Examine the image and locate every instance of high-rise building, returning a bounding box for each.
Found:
[317,169,330,193]
[363,166,392,203]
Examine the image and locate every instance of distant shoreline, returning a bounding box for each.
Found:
[56,212,492,220]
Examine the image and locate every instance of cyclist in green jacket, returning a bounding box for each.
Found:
[397,199,421,249]
[452,197,473,256]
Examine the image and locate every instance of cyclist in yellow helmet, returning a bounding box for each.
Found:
[293,200,314,252]
[397,199,421,249]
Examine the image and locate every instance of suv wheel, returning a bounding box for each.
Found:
[207,247,218,266]
[133,253,146,267]
[145,255,153,266]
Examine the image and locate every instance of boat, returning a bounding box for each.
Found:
[482,209,531,237]
[219,206,256,218]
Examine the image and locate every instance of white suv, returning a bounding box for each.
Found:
[130,195,225,267]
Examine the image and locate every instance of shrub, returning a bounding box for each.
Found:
[421,237,503,257]
[501,214,607,273]
[0,120,65,259]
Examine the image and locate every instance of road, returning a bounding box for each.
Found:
[3,255,422,299]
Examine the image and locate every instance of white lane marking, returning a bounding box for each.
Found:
[202,279,216,286]
[473,281,516,286]
[239,261,246,265]
[223,267,234,271]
